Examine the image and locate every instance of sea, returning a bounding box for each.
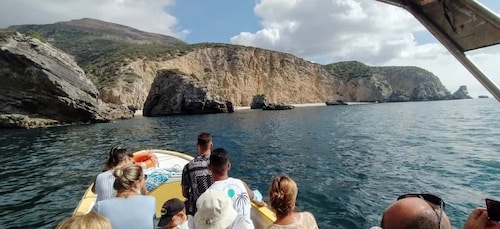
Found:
[1,98,499,229]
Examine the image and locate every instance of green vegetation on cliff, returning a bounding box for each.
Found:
[324,61,374,79]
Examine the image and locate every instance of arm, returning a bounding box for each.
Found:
[181,164,190,198]
[242,181,267,207]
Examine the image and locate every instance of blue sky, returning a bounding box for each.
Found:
[170,0,260,44]
[0,0,499,97]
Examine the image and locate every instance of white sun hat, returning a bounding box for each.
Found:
[194,189,237,229]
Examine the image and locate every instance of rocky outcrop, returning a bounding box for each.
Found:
[262,103,294,110]
[143,70,234,116]
[0,31,132,128]
[376,66,451,101]
[451,85,472,99]
[250,94,267,109]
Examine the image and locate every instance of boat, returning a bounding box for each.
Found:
[376,0,500,102]
[73,149,275,228]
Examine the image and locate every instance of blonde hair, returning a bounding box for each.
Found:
[113,164,143,192]
[268,175,298,218]
[56,212,111,229]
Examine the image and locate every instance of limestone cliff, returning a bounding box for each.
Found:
[106,52,451,108]
[0,31,132,128]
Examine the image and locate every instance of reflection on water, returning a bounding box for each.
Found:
[1,99,500,228]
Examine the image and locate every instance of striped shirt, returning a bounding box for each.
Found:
[94,170,116,202]
[181,155,213,215]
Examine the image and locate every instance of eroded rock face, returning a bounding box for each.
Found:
[0,32,131,128]
[143,70,233,116]
[452,85,472,99]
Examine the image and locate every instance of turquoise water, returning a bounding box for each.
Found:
[1,99,500,229]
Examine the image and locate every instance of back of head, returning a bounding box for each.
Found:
[209,148,229,175]
[268,175,298,218]
[112,164,143,192]
[197,133,212,152]
[381,197,449,229]
[56,212,111,229]
[104,146,133,170]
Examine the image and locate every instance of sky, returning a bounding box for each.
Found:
[0,0,499,97]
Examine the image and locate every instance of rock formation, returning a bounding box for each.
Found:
[143,70,233,116]
[451,85,472,99]
[0,31,132,128]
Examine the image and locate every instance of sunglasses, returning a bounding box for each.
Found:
[397,194,445,229]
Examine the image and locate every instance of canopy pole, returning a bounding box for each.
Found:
[380,0,500,102]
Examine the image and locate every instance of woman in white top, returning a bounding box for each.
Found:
[94,164,156,229]
[267,175,319,229]
[92,146,135,202]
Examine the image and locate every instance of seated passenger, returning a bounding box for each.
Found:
[157,198,194,229]
[56,212,111,229]
[94,164,155,229]
[194,189,237,229]
[207,148,266,229]
[92,146,135,202]
[268,175,318,229]
[379,193,451,229]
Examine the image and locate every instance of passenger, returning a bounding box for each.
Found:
[194,189,237,229]
[379,193,451,229]
[464,207,500,229]
[92,146,135,202]
[94,164,155,229]
[208,148,266,229]
[182,132,214,215]
[268,175,318,229]
[157,198,194,229]
[56,212,111,229]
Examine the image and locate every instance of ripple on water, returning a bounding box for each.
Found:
[1,100,500,228]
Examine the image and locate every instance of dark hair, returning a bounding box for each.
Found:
[104,146,133,171]
[197,133,212,151]
[209,148,229,175]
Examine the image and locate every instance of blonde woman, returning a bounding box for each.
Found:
[56,212,111,229]
[94,164,155,229]
[268,175,319,229]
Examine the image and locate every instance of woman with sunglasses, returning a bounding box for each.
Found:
[94,164,156,229]
[268,175,319,229]
[92,146,135,202]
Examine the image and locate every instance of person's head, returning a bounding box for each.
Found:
[194,189,237,229]
[208,148,230,176]
[380,194,451,229]
[56,212,111,229]
[268,175,298,218]
[104,146,134,170]
[112,164,145,193]
[157,198,187,228]
[197,133,212,154]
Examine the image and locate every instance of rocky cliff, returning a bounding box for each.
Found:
[7,19,460,116]
[107,51,452,109]
[0,31,132,128]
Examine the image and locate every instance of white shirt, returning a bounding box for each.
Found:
[209,178,254,229]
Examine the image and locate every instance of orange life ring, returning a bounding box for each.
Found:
[133,152,158,169]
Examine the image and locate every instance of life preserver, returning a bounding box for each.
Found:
[133,152,159,169]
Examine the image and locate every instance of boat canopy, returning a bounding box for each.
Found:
[377,0,500,101]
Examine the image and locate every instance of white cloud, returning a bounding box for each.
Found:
[0,0,183,37]
[231,0,500,97]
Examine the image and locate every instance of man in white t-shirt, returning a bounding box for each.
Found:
[207,148,265,229]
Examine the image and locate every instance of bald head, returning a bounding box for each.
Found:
[381,197,451,229]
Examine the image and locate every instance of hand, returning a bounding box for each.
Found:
[465,208,488,229]
[486,221,500,229]
[253,200,268,208]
